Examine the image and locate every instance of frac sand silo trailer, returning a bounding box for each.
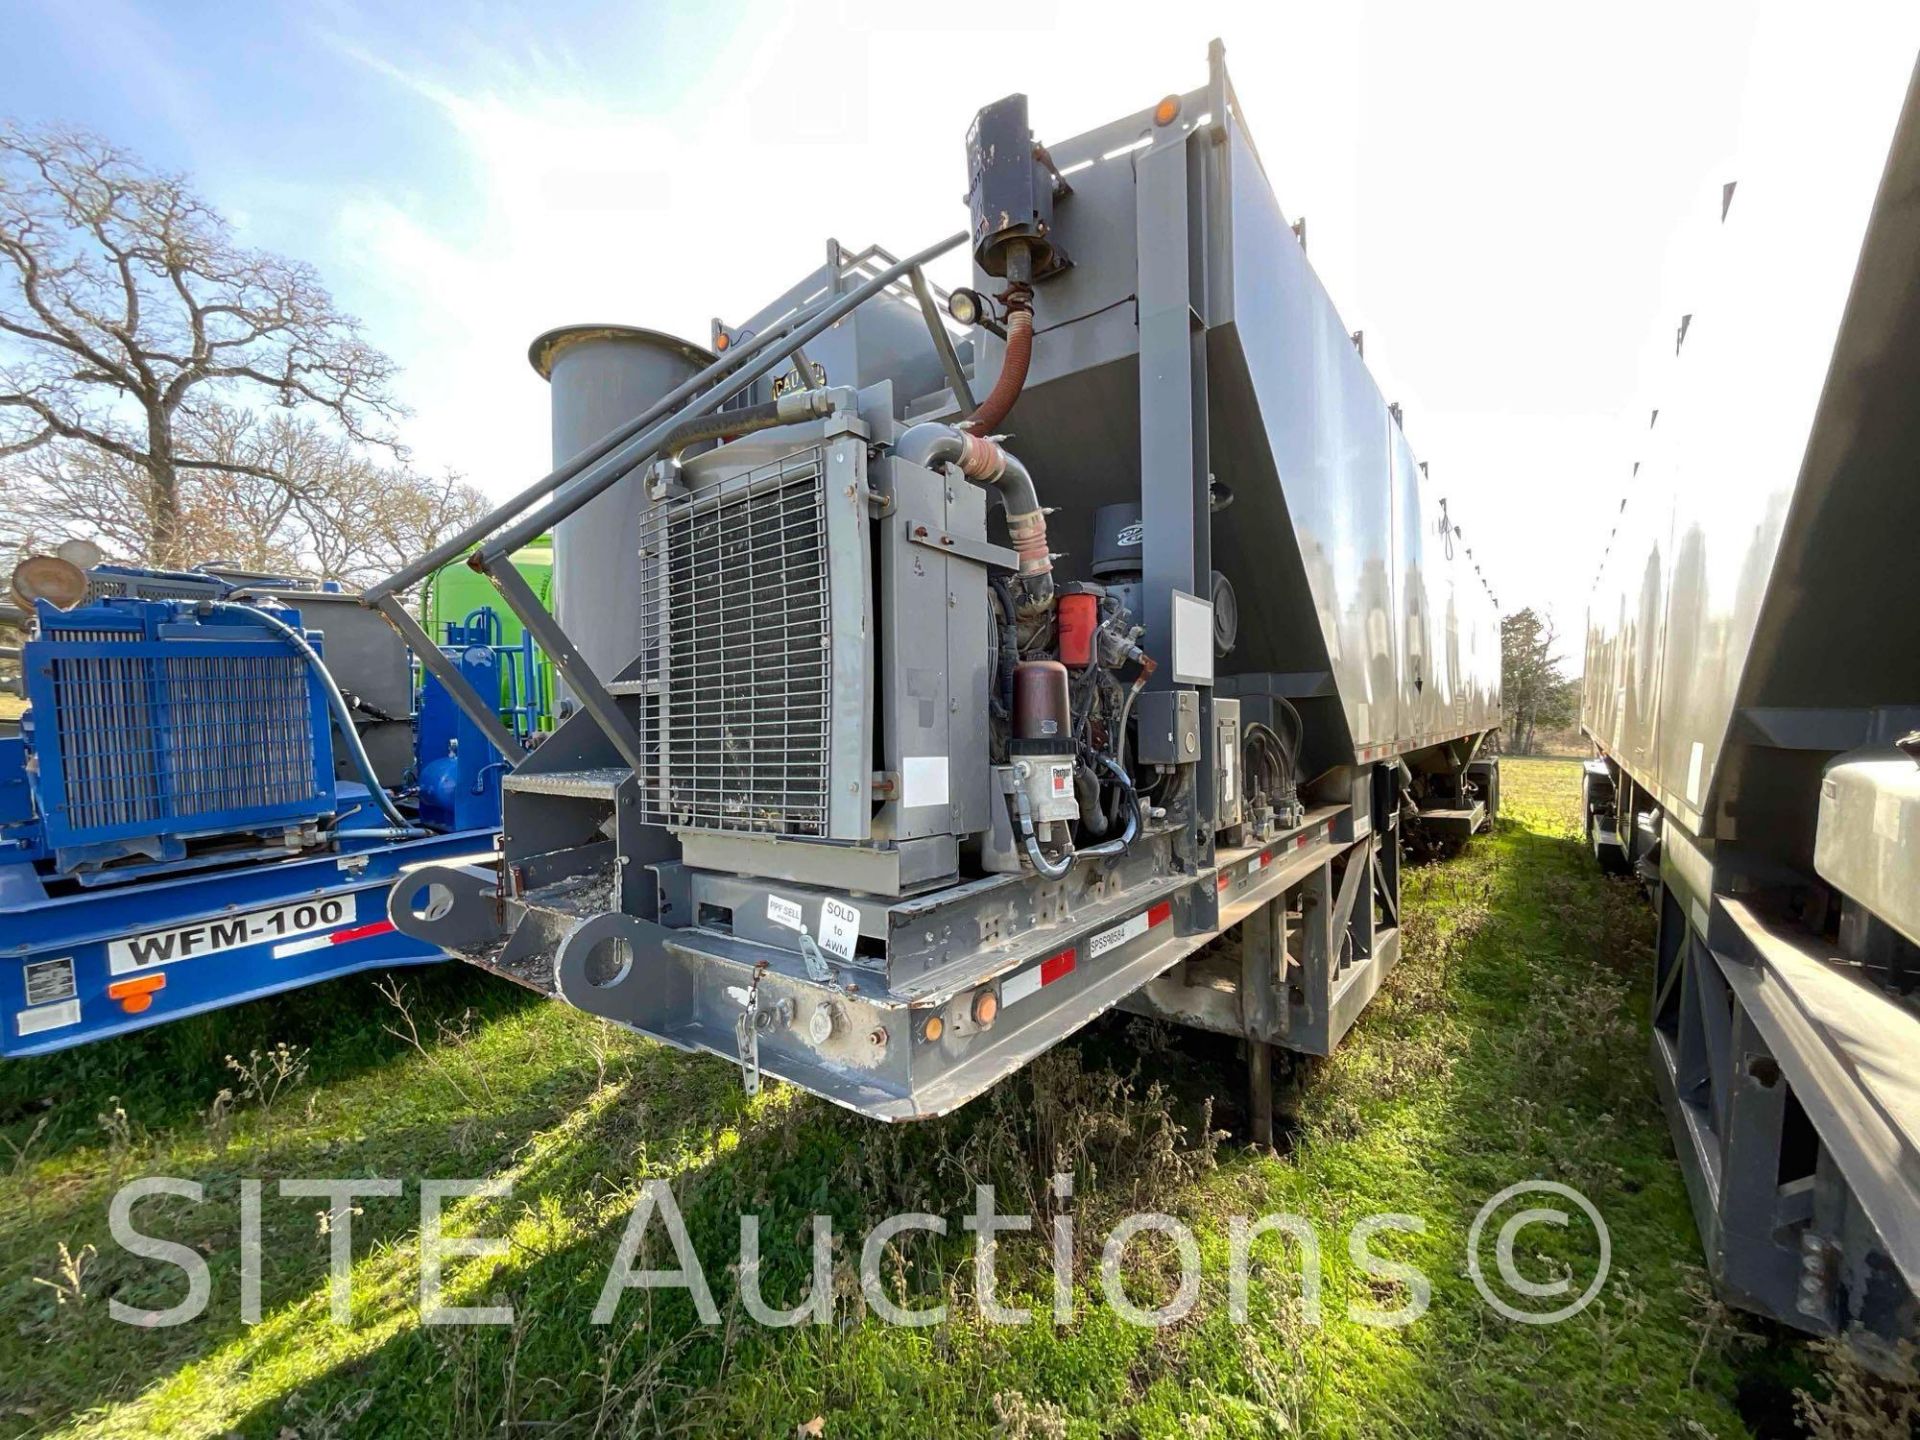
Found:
[1582,33,1920,1352]
[364,43,1501,1146]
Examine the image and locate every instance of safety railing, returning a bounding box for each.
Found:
[359,230,971,771]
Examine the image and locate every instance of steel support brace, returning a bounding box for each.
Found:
[373,595,519,758]
[1242,898,1284,1148]
[1136,129,1215,856]
[910,265,976,414]
[480,560,649,775]
[1137,137,1201,678]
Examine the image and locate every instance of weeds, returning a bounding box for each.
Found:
[94,1094,131,1180]
[0,762,1788,1437]
[1796,1340,1920,1438]
[376,975,493,1106]
[224,1042,310,1115]
[30,1241,95,1311]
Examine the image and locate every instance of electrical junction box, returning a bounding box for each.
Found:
[1137,690,1200,766]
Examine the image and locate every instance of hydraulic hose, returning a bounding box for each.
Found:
[211,601,422,834]
[656,387,840,463]
[1076,749,1141,860]
[895,421,1053,612]
[965,301,1033,434]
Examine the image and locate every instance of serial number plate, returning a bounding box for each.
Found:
[107,898,349,976]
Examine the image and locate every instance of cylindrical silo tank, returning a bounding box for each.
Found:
[528,325,713,686]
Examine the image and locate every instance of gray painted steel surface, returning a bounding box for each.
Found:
[532,326,713,685]
[968,106,1500,765]
[1583,52,1920,845]
[1580,32,1920,1350]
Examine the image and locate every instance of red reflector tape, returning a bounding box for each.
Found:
[1004,947,1077,1006]
[272,919,395,959]
[1089,901,1174,960]
[1217,872,1232,891]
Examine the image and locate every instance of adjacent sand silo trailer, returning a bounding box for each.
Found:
[370,43,1500,1142]
[1582,36,1920,1350]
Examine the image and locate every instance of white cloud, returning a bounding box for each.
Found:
[295,0,1873,640]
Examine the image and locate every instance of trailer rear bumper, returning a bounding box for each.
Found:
[397,810,1362,1121]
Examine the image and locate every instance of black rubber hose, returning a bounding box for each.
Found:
[210,602,422,834]
[657,400,783,460]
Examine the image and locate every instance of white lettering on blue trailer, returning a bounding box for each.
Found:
[108,898,350,976]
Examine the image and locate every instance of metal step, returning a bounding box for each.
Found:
[502,766,630,800]
[520,867,619,923]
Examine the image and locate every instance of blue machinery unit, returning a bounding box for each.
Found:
[0,574,521,1056]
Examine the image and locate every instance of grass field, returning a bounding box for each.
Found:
[0,758,1860,1437]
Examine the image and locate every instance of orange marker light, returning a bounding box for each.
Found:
[106,972,166,1014]
[1154,95,1181,126]
[921,1014,944,1043]
[972,989,999,1028]
[714,331,730,351]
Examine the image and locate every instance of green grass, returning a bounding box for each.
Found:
[0,759,1820,1437]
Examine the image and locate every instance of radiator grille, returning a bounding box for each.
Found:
[631,447,833,836]
[48,650,317,837]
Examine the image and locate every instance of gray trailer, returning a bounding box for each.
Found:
[1581,46,1920,1352]
[366,43,1500,1140]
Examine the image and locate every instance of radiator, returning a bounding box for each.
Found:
[631,446,841,837]
[28,602,335,856]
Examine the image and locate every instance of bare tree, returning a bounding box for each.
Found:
[0,404,488,586]
[0,123,402,566]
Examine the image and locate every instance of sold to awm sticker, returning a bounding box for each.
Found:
[818,898,861,961]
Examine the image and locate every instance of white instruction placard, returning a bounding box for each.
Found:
[767,895,805,932]
[901,756,950,809]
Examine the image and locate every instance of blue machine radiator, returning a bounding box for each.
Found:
[24,600,335,871]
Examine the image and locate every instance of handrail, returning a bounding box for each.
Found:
[366,231,969,760]
[469,230,968,569]
[361,291,834,605]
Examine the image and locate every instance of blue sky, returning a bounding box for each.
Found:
[2,0,1863,638]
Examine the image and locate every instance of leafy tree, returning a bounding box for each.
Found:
[1501,607,1579,755]
[0,123,403,567]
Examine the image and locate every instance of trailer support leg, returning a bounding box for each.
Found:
[1248,1039,1274,1149]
